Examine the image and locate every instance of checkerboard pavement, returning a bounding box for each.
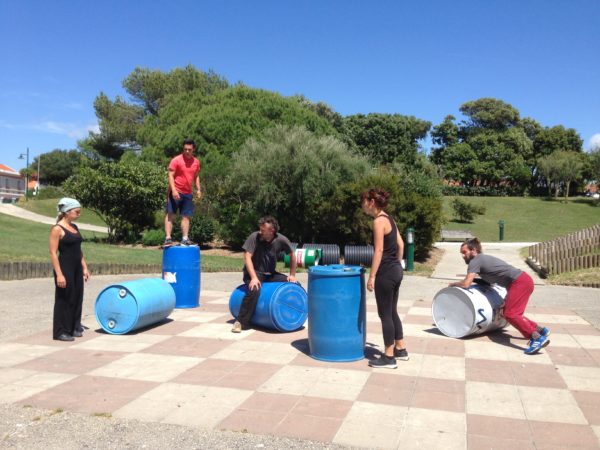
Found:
[2,279,600,449]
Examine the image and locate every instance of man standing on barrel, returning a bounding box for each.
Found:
[232,216,297,333]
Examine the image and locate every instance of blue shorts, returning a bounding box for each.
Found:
[166,193,194,217]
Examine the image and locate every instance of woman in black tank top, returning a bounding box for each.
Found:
[361,188,408,369]
[49,198,90,341]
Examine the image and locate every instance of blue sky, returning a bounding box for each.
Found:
[1,0,599,172]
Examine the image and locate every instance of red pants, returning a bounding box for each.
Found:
[503,272,537,338]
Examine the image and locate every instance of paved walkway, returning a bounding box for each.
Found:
[0,203,108,233]
[1,249,600,448]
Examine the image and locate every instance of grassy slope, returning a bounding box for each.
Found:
[0,214,243,271]
[442,196,600,242]
[18,199,107,227]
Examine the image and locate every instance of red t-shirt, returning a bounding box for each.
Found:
[168,154,200,195]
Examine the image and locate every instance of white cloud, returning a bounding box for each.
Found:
[32,120,99,139]
[589,133,600,151]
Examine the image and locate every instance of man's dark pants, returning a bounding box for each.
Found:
[237,272,289,327]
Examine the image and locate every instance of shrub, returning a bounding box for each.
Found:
[452,198,485,223]
[189,215,216,245]
[35,186,65,200]
[142,229,166,246]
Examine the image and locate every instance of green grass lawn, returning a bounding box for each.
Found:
[442,196,600,242]
[17,198,108,227]
[0,214,243,271]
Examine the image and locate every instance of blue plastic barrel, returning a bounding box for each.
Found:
[229,282,308,332]
[162,245,201,308]
[308,264,366,362]
[95,278,176,335]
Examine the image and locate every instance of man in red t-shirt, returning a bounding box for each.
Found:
[164,139,201,246]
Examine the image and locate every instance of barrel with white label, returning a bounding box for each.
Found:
[432,284,508,338]
[284,248,322,268]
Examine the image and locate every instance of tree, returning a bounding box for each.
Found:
[30,149,86,186]
[221,125,369,246]
[63,160,166,241]
[460,98,520,131]
[82,65,229,160]
[343,113,431,166]
[538,151,585,198]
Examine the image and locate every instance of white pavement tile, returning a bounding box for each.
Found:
[419,354,465,381]
[466,381,525,420]
[0,371,75,404]
[527,313,589,325]
[546,333,582,348]
[465,340,553,365]
[572,335,600,350]
[0,344,60,367]
[406,307,432,317]
[259,365,370,401]
[115,382,251,429]
[399,407,467,450]
[72,334,170,352]
[556,365,600,392]
[89,353,203,382]
[518,386,587,424]
[0,368,38,384]
[179,323,253,340]
[211,340,298,365]
[333,401,407,449]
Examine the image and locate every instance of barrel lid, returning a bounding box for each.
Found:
[309,264,364,277]
[95,285,140,334]
[270,283,308,332]
[432,287,476,338]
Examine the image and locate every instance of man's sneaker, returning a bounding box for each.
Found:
[539,327,551,338]
[180,238,194,246]
[368,355,397,369]
[524,334,550,355]
[163,238,173,248]
[394,347,410,361]
[231,321,242,333]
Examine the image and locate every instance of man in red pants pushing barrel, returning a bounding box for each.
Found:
[232,216,297,333]
[450,238,550,354]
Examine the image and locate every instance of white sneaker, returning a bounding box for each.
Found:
[231,321,242,333]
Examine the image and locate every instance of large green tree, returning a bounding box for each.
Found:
[29,149,86,186]
[220,125,369,246]
[82,65,229,160]
[343,113,431,166]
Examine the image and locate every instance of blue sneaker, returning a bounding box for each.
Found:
[525,334,550,355]
[539,327,550,338]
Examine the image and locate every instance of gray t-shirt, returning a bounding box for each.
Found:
[242,231,292,275]
[467,254,522,288]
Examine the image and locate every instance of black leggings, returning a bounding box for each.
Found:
[374,264,404,347]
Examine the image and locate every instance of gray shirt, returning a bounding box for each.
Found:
[467,254,522,288]
[242,231,292,276]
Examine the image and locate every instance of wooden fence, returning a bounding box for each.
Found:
[0,262,161,281]
[527,224,600,279]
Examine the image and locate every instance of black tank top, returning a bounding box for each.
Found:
[378,214,400,267]
[57,224,83,271]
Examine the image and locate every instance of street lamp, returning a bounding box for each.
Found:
[18,147,29,202]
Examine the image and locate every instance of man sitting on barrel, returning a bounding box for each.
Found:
[232,216,297,333]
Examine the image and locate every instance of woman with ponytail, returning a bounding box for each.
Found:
[361,188,408,369]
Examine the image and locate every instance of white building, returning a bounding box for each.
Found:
[0,164,25,202]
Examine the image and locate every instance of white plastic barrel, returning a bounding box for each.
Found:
[432,284,508,338]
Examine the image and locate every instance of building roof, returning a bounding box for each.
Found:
[0,164,22,177]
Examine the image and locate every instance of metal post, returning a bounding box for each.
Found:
[406,227,415,272]
[498,220,505,241]
[18,147,30,202]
